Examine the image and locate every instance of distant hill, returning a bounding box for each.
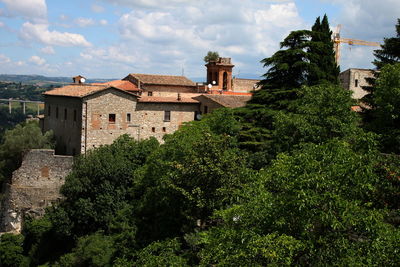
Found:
[0,74,115,86]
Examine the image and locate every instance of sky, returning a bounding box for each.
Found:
[0,0,398,80]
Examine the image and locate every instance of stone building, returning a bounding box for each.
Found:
[339,68,375,99]
[42,84,199,155]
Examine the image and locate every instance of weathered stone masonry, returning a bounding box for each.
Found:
[0,149,73,233]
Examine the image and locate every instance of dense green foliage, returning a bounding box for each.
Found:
[237,15,339,166]
[0,121,54,187]
[2,15,399,267]
[363,63,400,153]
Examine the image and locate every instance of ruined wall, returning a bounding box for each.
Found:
[0,149,73,233]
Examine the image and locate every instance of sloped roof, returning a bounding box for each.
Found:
[198,94,252,108]
[127,73,196,86]
[43,84,137,98]
[233,78,260,92]
[138,96,199,104]
[92,80,140,91]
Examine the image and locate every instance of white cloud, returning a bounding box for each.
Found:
[91,4,105,13]
[20,22,91,47]
[40,46,55,54]
[99,19,108,26]
[324,0,400,70]
[113,1,303,77]
[0,0,47,22]
[75,17,95,27]
[0,54,10,63]
[29,55,46,65]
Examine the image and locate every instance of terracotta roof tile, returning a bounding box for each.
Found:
[138,96,199,104]
[92,80,140,91]
[127,73,196,86]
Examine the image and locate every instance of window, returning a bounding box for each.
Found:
[73,110,77,122]
[152,127,156,132]
[355,79,359,87]
[48,106,51,116]
[162,127,166,132]
[204,105,208,114]
[64,108,67,120]
[127,113,131,122]
[56,107,59,118]
[164,111,171,121]
[109,114,116,123]
[148,91,153,96]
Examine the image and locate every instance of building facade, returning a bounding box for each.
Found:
[339,68,375,99]
[43,85,200,155]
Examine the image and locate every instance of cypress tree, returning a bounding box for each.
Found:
[308,14,340,85]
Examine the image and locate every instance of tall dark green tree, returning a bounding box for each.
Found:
[308,15,340,85]
[236,15,339,167]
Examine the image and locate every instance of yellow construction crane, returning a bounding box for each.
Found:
[333,24,381,64]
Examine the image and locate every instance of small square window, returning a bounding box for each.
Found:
[127,113,131,122]
[148,91,153,96]
[355,79,359,87]
[109,114,116,123]
[162,127,166,132]
[164,111,171,121]
[152,127,156,132]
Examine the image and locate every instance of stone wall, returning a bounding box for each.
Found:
[136,102,199,141]
[43,95,82,155]
[0,149,73,233]
[82,89,140,153]
[339,68,374,99]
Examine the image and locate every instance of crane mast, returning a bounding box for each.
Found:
[333,24,380,64]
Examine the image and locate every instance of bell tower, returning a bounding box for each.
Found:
[205,57,234,91]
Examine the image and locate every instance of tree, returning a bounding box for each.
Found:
[0,234,29,267]
[362,19,400,112]
[197,140,400,265]
[272,83,373,153]
[236,15,339,166]
[0,121,53,186]
[308,15,340,85]
[363,63,400,153]
[373,19,400,69]
[203,51,219,63]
